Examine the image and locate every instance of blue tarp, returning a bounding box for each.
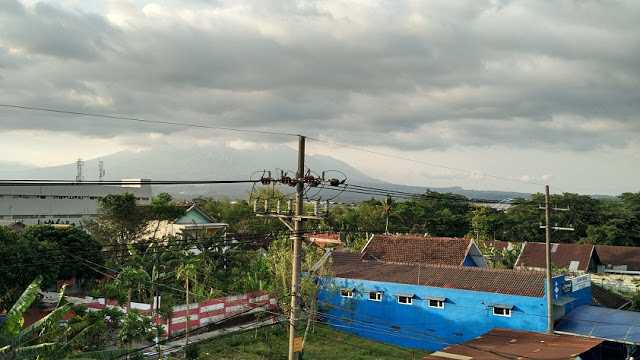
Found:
[556,305,640,344]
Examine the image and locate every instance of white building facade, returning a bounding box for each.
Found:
[0,180,152,226]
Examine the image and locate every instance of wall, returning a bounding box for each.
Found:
[0,182,152,225]
[317,277,548,351]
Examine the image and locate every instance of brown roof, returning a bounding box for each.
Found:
[515,242,594,272]
[331,252,546,297]
[306,232,342,248]
[426,328,602,360]
[482,240,512,250]
[595,245,640,271]
[361,234,473,266]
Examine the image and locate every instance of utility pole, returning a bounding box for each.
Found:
[544,185,553,335]
[252,135,329,360]
[288,135,305,360]
[541,185,574,335]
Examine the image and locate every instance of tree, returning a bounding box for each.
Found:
[116,267,150,311]
[86,193,149,263]
[176,261,198,358]
[149,193,186,240]
[118,311,154,359]
[20,225,104,282]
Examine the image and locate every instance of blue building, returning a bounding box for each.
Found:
[318,251,593,351]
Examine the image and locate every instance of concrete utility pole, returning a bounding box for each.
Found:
[541,185,573,335]
[288,135,305,360]
[544,185,553,335]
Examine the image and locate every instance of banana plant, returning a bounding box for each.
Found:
[0,277,82,359]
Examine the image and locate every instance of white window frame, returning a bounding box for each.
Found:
[493,307,512,317]
[340,289,353,298]
[397,295,413,305]
[428,299,445,309]
[368,291,382,302]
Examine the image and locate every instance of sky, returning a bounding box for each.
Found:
[0,0,639,194]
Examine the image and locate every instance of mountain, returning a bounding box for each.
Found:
[0,144,531,201]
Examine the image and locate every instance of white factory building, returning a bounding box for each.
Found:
[0,179,152,226]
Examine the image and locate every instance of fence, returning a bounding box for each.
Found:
[62,291,278,337]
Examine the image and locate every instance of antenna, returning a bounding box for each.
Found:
[75,158,84,182]
[98,160,105,182]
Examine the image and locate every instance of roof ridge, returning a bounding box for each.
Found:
[359,258,545,275]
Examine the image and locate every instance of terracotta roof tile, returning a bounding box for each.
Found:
[331,252,546,297]
[362,234,472,266]
[515,242,594,272]
[595,245,640,271]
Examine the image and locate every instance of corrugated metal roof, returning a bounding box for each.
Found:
[556,305,640,344]
[426,328,602,360]
[330,252,546,297]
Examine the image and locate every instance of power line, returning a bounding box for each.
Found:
[0,104,300,138]
[0,179,261,186]
[307,137,546,188]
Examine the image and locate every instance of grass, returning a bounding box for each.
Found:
[190,323,429,360]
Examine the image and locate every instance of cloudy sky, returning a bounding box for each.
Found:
[0,0,638,194]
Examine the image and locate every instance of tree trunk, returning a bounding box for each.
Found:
[184,278,190,359]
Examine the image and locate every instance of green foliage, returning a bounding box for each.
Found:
[0,225,103,311]
[118,311,154,347]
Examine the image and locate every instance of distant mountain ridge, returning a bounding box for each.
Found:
[0,144,532,201]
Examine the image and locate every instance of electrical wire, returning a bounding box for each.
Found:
[0,104,300,138]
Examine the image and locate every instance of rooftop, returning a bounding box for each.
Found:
[330,252,546,297]
[424,328,602,360]
[361,234,473,266]
[595,244,640,271]
[515,242,594,272]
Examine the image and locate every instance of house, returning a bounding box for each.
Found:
[594,245,640,275]
[514,242,598,273]
[317,251,592,351]
[423,328,604,360]
[146,204,227,240]
[360,234,487,267]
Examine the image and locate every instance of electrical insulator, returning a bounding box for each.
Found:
[329,178,341,187]
[287,199,293,214]
[264,199,270,213]
[325,200,330,217]
[276,200,281,214]
[253,199,259,213]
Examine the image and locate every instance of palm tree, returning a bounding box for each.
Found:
[116,267,150,311]
[383,196,393,234]
[176,262,197,359]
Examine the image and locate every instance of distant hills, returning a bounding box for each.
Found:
[0,144,532,202]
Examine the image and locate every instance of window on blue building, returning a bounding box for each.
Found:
[397,295,413,305]
[428,299,444,309]
[340,289,353,298]
[492,306,512,317]
[368,291,382,301]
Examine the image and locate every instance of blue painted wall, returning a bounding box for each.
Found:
[318,277,549,351]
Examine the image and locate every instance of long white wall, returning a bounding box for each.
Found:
[0,181,152,225]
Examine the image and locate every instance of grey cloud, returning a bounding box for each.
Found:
[0,0,638,152]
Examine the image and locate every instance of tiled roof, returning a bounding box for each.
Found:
[361,234,472,266]
[330,252,546,297]
[515,242,594,272]
[595,245,640,271]
[425,328,602,360]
